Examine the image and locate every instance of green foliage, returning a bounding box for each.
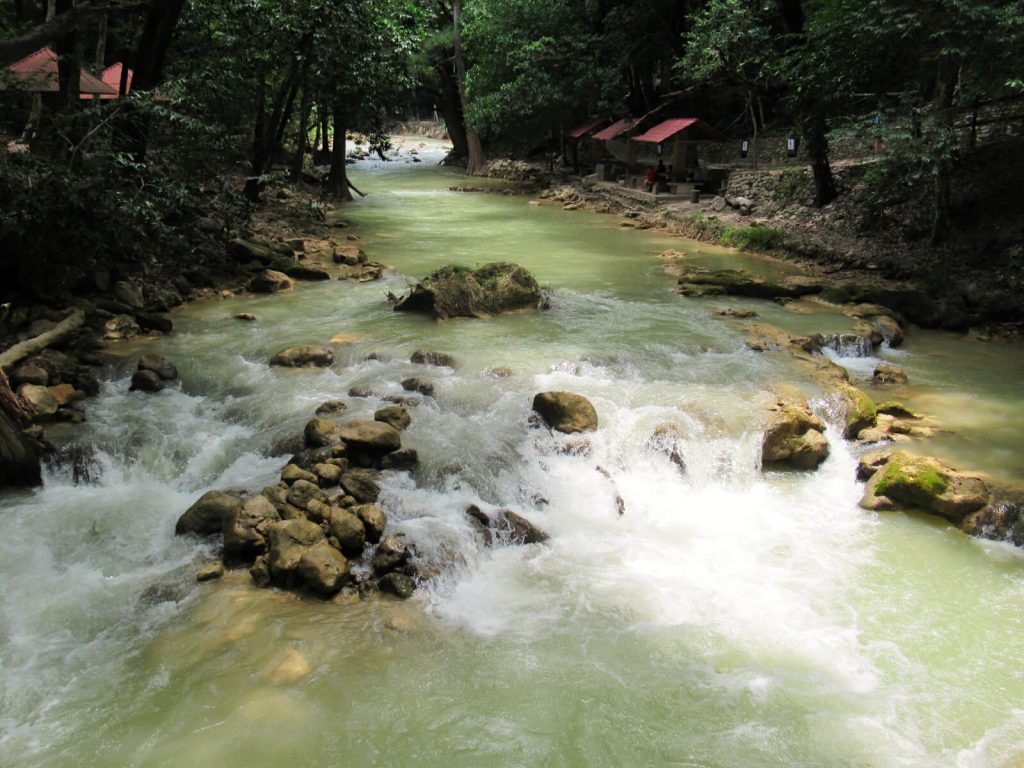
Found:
[721,225,784,251]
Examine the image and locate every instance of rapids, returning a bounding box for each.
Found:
[1,138,1022,767]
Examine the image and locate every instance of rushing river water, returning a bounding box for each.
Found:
[2,139,1023,767]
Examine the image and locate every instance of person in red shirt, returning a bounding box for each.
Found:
[645,165,656,192]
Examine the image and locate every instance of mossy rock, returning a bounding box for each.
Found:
[863,451,990,523]
[835,384,877,439]
[393,262,541,319]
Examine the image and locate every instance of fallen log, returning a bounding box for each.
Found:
[0,308,84,371]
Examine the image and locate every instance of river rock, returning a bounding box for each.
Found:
[336,420,402,455]
[761,398,830,470]
[47,384,79,406]
[379,572,416,599]
[270,345,334,368]
[401,378,434,397]
[340,470,381,504]
[250,269,295,293]
[876,401,922,419]
[281,463,318,484]
[494,509,549,545]
[266,518,326,583]
[135,312,173,334]
[393,263,542,319]
[381,448,418,471]
[328,509,366,556]
[410,350,456,367]
[112,281,146,310]
[532,391,598,434]
[372,534,410,574]
[286,479,327,510]
[283,265,331,282]
[315,400,348,416]
[304,419,344,448]
[18,384,59,419]
[856,449,892,481]
[129,370,164,393]
[176,490,244,536]
[859,451,991,523]
[352,504,387,544]
[873,363,908,385]
[833,384,877,439]
[223,494,281,562]
[103,314,140,340]
[297,543,350,596]
[11,362,49,386]
[374,405,410,431]
[960,501,1023,543]
[674,265,822,301]
[196,561,225,582]
[235,313,257,322]
[138,354,178,381]
[312,462,342,487]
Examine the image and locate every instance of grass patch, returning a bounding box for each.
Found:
[721,225,785,251]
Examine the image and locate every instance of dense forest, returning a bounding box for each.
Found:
[1,0,1022,299]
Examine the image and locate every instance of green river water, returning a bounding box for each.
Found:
[1,138,1022,767]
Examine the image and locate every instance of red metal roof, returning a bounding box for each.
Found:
[79,62,132,100]
[566,118,606,139]
[632,118,727,143]
[1,47,116,95]
[592,118,638,141]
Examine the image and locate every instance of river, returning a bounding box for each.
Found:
[1,139,1022,767]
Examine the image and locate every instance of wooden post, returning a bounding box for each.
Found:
[626,138,637,170]
[672,138,686,182]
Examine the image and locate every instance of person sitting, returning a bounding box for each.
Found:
[645,165,656,193]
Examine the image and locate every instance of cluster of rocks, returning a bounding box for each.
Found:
[228,235,385,294]
[7,347,99,424]
[129,354,180,393]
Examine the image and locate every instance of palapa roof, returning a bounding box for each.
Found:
[632,118,727,143]
[592,118,638,141]
[0,47,115,95]
[566,118,606,139]
[79,62,132,101]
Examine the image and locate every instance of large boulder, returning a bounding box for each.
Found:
[393,262,541,319]
[340,470,381,504]
[532,391,598,434]
[138,354,178,381]
[833,384,877,439]
[674,265,822,301]
[297,543,350,596]
[328,509,366,556]
[374,405,410,431]
[266,518,326,583]
[352,504,387,543]
[859,451,991,523]
[223,494,281,562]
[176,490,244,535]
[250,269,296,294]
[270,345,334,368]
[336,419,402,455]
[18,384,59,419]
[960,501,1023,544]
[304,419,343,448]
[761,398,830,471]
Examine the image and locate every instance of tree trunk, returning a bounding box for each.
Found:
[94,13,107,69]
[0,371,41,487]
[245,77,268,202]
[452,1,485,175]
[114,0,186,160]
[929,57,960,245]
[292,82,312,182]
[803,108,837,207]
[435,50,468,160]
[328,98,353,201]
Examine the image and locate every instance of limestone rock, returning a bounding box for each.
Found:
[315,400,348,416]
[250,269,295,294]
[372,534,410,574]
[493,509,549,545]
[286,479,326,510]
[834,384,877,439]
[960,501,1022,543]
[312,462,342,487]
[223,494,280,562]
[336,420,402,455]
[340,470,381,504]
[327,509,366,556]
[859,451,990,523]
[381,448,419,471]
[532,391,598,434]
[176,490,244,536]
[761,398,830,470]
[410,350,456,367]
[138,354,178,381]
[297,543,350,596]
[11,362,49,386]
[197,562,225,582]
[129,370,164,393]
[281,463,318,484]
[379,572,416,599]
[401,378,434,397]
[352,504,387,544]
[103,314,140,340]
[873,363,909,385]
[18,384,59,419]
[304,418,343,448]
[374,405,410,431]
[266,518,326,582]
[393,263,542,320]
[270,345,334,368]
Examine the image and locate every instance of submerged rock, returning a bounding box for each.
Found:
[393,262,542,319]
[270,345,334,368]
[532,391,598,434]
[138,354,178,381]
